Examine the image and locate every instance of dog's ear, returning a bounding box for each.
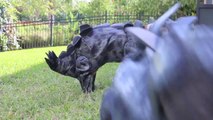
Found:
[72,35,81,48]
[80,24,93,37]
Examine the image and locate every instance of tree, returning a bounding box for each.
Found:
[0,0,20,22]
[122,0,196,16]
[7,0,73,21]
[76,0,114,16]
[0,0,197,22]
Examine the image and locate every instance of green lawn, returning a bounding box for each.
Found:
[0,46,119,120]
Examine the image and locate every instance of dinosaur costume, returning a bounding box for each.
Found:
[100,3,213,120]
[45,20,146,93]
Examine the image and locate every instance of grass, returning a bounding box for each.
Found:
[0,46,119,120]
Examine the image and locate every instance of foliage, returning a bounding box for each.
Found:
[178,0,197,16]
[0,0,197,22]
[74,0,197,21]
[68,12,79,34]
[52,24,74,45]
[1,0,73,21]
[0,0,20,22]
[74,0,114,16]
[0,46,119,119]
[125,0,196,16]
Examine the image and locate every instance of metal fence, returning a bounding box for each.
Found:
[0,12,158,52]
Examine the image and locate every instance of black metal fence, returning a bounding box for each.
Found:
[0,12,158,52]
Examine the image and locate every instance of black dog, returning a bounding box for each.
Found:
[45,21,146,93]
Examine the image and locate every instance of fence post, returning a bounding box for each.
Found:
[50,15,54,46]
[127,11,130,21]
[138,12,143,20]
[105,11,108,23]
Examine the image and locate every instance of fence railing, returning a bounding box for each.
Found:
[0,12,158,52]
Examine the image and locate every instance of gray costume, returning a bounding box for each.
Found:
[100,3,213,120]
[45,21,145,93]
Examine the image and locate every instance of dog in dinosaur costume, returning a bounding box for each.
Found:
[100,3,213,120]
[45,20,147,93]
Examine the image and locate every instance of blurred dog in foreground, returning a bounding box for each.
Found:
[100,3,213,120]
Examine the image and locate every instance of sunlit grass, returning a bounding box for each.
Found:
[0,47,119,119]
[0,47,66,77]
